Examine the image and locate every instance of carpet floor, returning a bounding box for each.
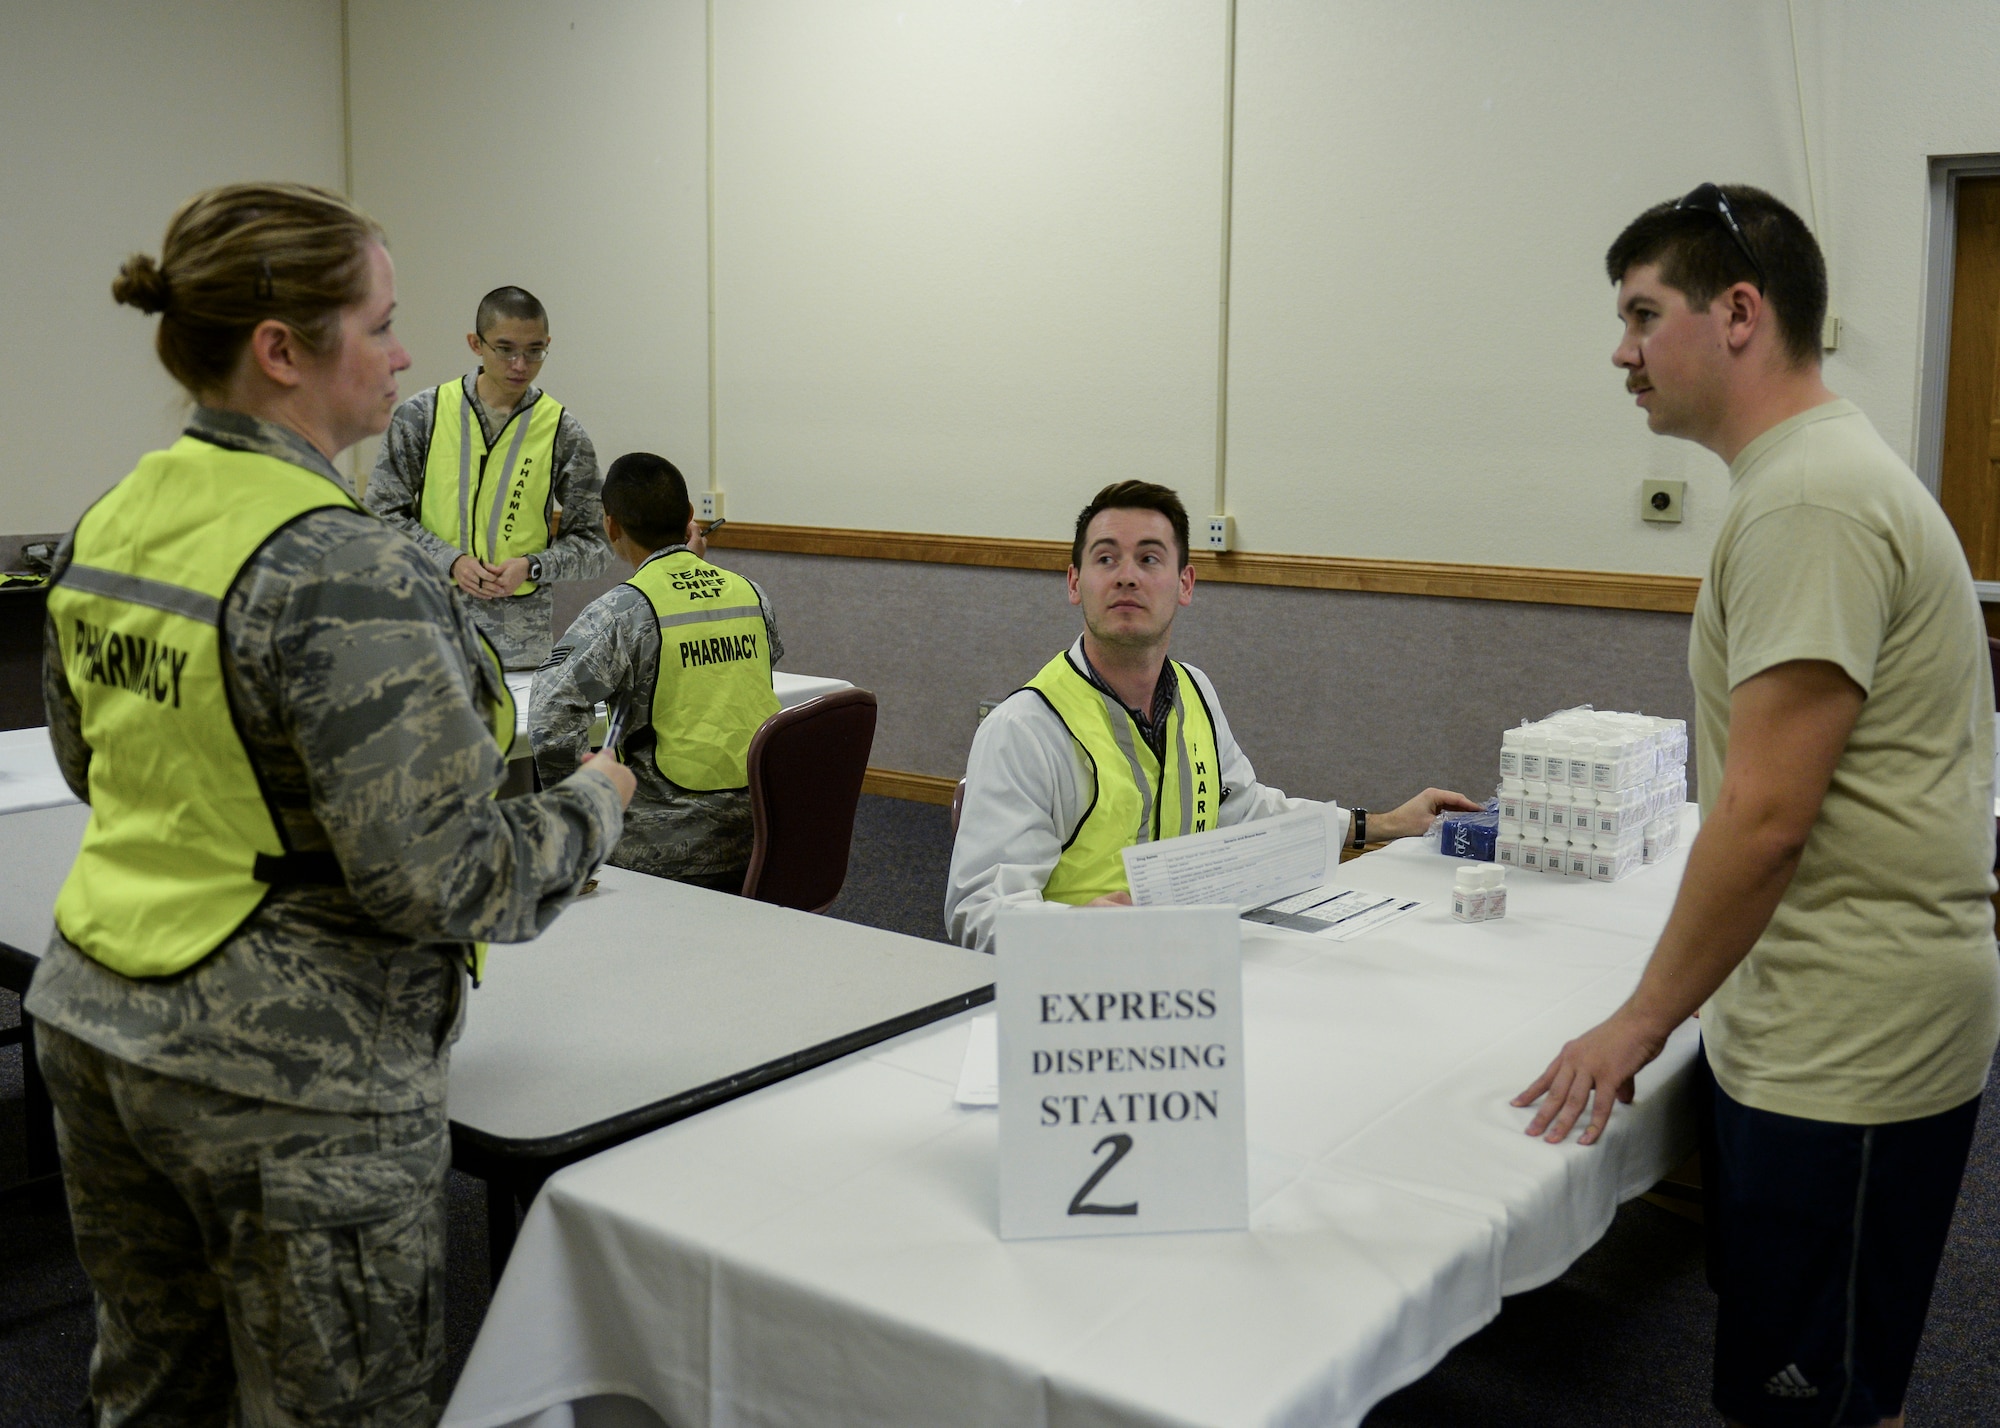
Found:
[3,794,1994,1426]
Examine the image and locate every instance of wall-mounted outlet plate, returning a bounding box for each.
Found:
[698,490,724,522]
[1641,479,1685,524]
[1201,515,1235,552]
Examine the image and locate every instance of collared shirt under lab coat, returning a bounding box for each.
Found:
[944,636,1348,951]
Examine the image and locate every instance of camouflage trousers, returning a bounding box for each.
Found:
[36,1025,450,1428]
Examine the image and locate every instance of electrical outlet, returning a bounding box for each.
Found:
[978,699,1003,722]
[698,490,724,522]
[1822,313,1841,352]
[1641,479,1685,524]
[1201,516,1235,552]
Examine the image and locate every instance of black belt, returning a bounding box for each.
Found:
[253,850,345,887]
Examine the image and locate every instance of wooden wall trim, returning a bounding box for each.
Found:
[862,766,959,805]
[709,522,1700,614]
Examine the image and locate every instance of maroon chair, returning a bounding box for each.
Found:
[740,689,879,913]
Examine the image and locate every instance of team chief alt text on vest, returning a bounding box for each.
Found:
[1033,984,1226,1126]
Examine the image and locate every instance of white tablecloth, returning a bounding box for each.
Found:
[0,727,78,816]
[506,672,854,751]
[444,813,1703,1428]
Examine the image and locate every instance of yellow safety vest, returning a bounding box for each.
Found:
[1023,649,1221,905]
[418,376,563,594]
[627,550,780,791]
[49,435,514,980]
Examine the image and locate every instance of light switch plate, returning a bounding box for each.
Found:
[698,490,724,521]
[1642,480,1685,523]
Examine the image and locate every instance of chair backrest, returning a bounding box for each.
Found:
[950,778,967,836]
[740,688,879,913]
[0,584,49,732]
[1988,637,2000,712]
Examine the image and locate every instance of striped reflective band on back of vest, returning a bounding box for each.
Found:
[657,603,766,630]
[58,564,223,627]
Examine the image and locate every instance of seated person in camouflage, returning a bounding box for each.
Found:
[531,453,782,891]
[364,285,611,669]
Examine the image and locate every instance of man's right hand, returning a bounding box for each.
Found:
[1086,892,1134,907]
[451,554,502,599]
[581,750,637,808]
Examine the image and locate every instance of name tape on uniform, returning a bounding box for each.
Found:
[995,905,1247,1241]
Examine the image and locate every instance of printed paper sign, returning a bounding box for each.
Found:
[1120,804,1342,912]
[994,905,1247,1240]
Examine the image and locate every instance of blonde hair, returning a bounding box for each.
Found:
[111,182,385,399]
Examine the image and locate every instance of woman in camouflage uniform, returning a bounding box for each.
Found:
[29,183,635,1427]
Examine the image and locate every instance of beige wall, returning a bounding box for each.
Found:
[343,0,710,492]
[712,0,1228,543]
[12,3,2000,581]
[1226,1,2000,574]
[0,0,344,536]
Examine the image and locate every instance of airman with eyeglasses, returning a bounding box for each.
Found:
[365,284,612,668]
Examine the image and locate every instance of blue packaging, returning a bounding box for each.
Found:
[1436,808,1499,862]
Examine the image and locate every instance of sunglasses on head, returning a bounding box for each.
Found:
[1673,182,1764,287]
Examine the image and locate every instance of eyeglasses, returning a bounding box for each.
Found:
[479,338,550,366]
[1673,182,1764,287]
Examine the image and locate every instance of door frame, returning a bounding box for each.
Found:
[1917,155,2000,601]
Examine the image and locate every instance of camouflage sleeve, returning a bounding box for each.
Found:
[529,586,653,788]
[362,390,462,577]
[39,532,91,800]
[263,518,623,944]
[539,411,609,583]
[750,579,784,668]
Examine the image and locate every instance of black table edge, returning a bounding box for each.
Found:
[450,979,996,1174]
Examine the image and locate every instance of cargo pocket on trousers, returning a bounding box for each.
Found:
[258,1122,449,1420]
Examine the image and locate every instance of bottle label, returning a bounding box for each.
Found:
[1569,759,1590,784]
[1499,750,1519,777]
[1522,754,1542,779]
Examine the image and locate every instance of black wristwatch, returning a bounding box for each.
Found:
[526,554,544,583]
[1351,808,1367,847]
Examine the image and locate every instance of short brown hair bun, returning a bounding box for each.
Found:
[110,254,171,315]
[113,182,386,400]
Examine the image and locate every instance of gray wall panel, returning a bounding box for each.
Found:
[687,551,1696,809]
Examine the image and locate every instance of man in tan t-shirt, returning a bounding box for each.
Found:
[1514,184,1997,1428]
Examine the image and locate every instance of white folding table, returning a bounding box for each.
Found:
[0,726,77,816]
[505,671,854,755]
[442,818,1704,1428]
[0,800,992,1277]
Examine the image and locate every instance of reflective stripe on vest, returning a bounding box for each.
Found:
[627,550,779,791]
[418,377,563,594]
[1022,649,1221,906]
[49,437,358,977]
